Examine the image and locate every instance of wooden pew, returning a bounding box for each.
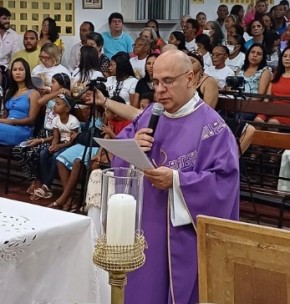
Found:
[217,96,290,227]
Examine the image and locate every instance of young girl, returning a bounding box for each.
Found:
[91,95,131,169]
[13,73,71,197]
[32,94,80,199]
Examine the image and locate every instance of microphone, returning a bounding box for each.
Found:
[148,103,164,137]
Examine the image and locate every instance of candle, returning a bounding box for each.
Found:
[106,193,136,246]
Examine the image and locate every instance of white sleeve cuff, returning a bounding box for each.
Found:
[169,170,191,227]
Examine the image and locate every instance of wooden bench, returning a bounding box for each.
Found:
[217,96,290,227]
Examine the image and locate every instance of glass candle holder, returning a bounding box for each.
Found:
[101,167,144,246]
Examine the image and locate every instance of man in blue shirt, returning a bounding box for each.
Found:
[102,12,133,59]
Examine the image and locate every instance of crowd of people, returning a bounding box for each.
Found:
[1,1,290,302]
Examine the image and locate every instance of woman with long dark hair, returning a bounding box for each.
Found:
[71,45,103,96]
[13,72,71,197]
[39,17,64,53]
[168,31,187,52]
[0,58,41,145]
[106,51,138,105]
[255,46,290,125]
[86,32,110,77]
[237,43,271,119]
[132,53,159,108]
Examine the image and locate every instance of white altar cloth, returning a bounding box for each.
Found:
[0,198,97,304]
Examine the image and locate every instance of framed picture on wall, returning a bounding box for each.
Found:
[83,0,102,9]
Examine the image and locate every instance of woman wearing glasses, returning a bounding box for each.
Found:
[204,45,235,90]
[32,43,70,93]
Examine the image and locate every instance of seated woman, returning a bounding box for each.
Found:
[32,43,70,92]
[86,32,110,78]
[132,53,158,108]
[106,52,138,105]
[195,34,213,69]
[168,31,187,52]
[0,58,41,145]
[145,19,166,51]
[204,45,235,90]
[255,46,290,125]
[13,73,71,196]
[244,19,265,50]
[236,43,271,120]
[205,21,224,49]
[188,52,219,108]
[140,27,161,54]
[71,45,104,97]
[225,34,246,74]
[39,17,64,55]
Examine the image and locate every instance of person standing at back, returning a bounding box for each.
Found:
[0,7,20,90]
[102,12,133,59]
[216,4,229,35]
[67,21,95,73]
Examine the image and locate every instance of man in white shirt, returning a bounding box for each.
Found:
[0,7,20,89]
[67,21,95,72]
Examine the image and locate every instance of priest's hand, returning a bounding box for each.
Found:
[144,166,173,190]
[135,128,154,152]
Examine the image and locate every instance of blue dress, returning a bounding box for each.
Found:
[0,90,33,145]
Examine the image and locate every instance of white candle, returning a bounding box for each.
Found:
[106,193,136,246]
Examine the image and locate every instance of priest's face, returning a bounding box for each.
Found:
[152,51,194,113]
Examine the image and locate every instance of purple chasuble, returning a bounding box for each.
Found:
[112,101,240,304]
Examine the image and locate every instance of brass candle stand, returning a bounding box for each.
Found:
[93,233,146,304]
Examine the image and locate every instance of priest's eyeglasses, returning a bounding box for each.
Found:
[152,70,190,88]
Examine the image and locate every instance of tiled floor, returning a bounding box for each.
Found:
[0,172,86,211]
[1,170,290,228]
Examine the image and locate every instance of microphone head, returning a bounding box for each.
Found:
[151,103,164,116]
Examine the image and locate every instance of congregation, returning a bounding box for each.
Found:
[1,1,290,207]
[2,1,290,303]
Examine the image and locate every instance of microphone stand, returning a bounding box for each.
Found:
[72,82,102,212]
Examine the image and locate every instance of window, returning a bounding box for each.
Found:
[136,0,189,21]
[0,0,74,35]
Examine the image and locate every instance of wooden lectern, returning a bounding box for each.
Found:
[197,215,290,304]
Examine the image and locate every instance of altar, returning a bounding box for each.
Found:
[0,198,97,304]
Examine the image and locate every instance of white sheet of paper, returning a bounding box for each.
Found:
[94,137,154,170]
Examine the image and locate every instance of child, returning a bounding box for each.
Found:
[13,73,71,198]
[46,84,109,211]
[32,94,80,199]
[139,92,154,110]
[91,95,131,169]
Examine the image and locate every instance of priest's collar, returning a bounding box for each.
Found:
[163,91,202,118]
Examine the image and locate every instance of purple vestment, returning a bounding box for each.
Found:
[112,101,240,304]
